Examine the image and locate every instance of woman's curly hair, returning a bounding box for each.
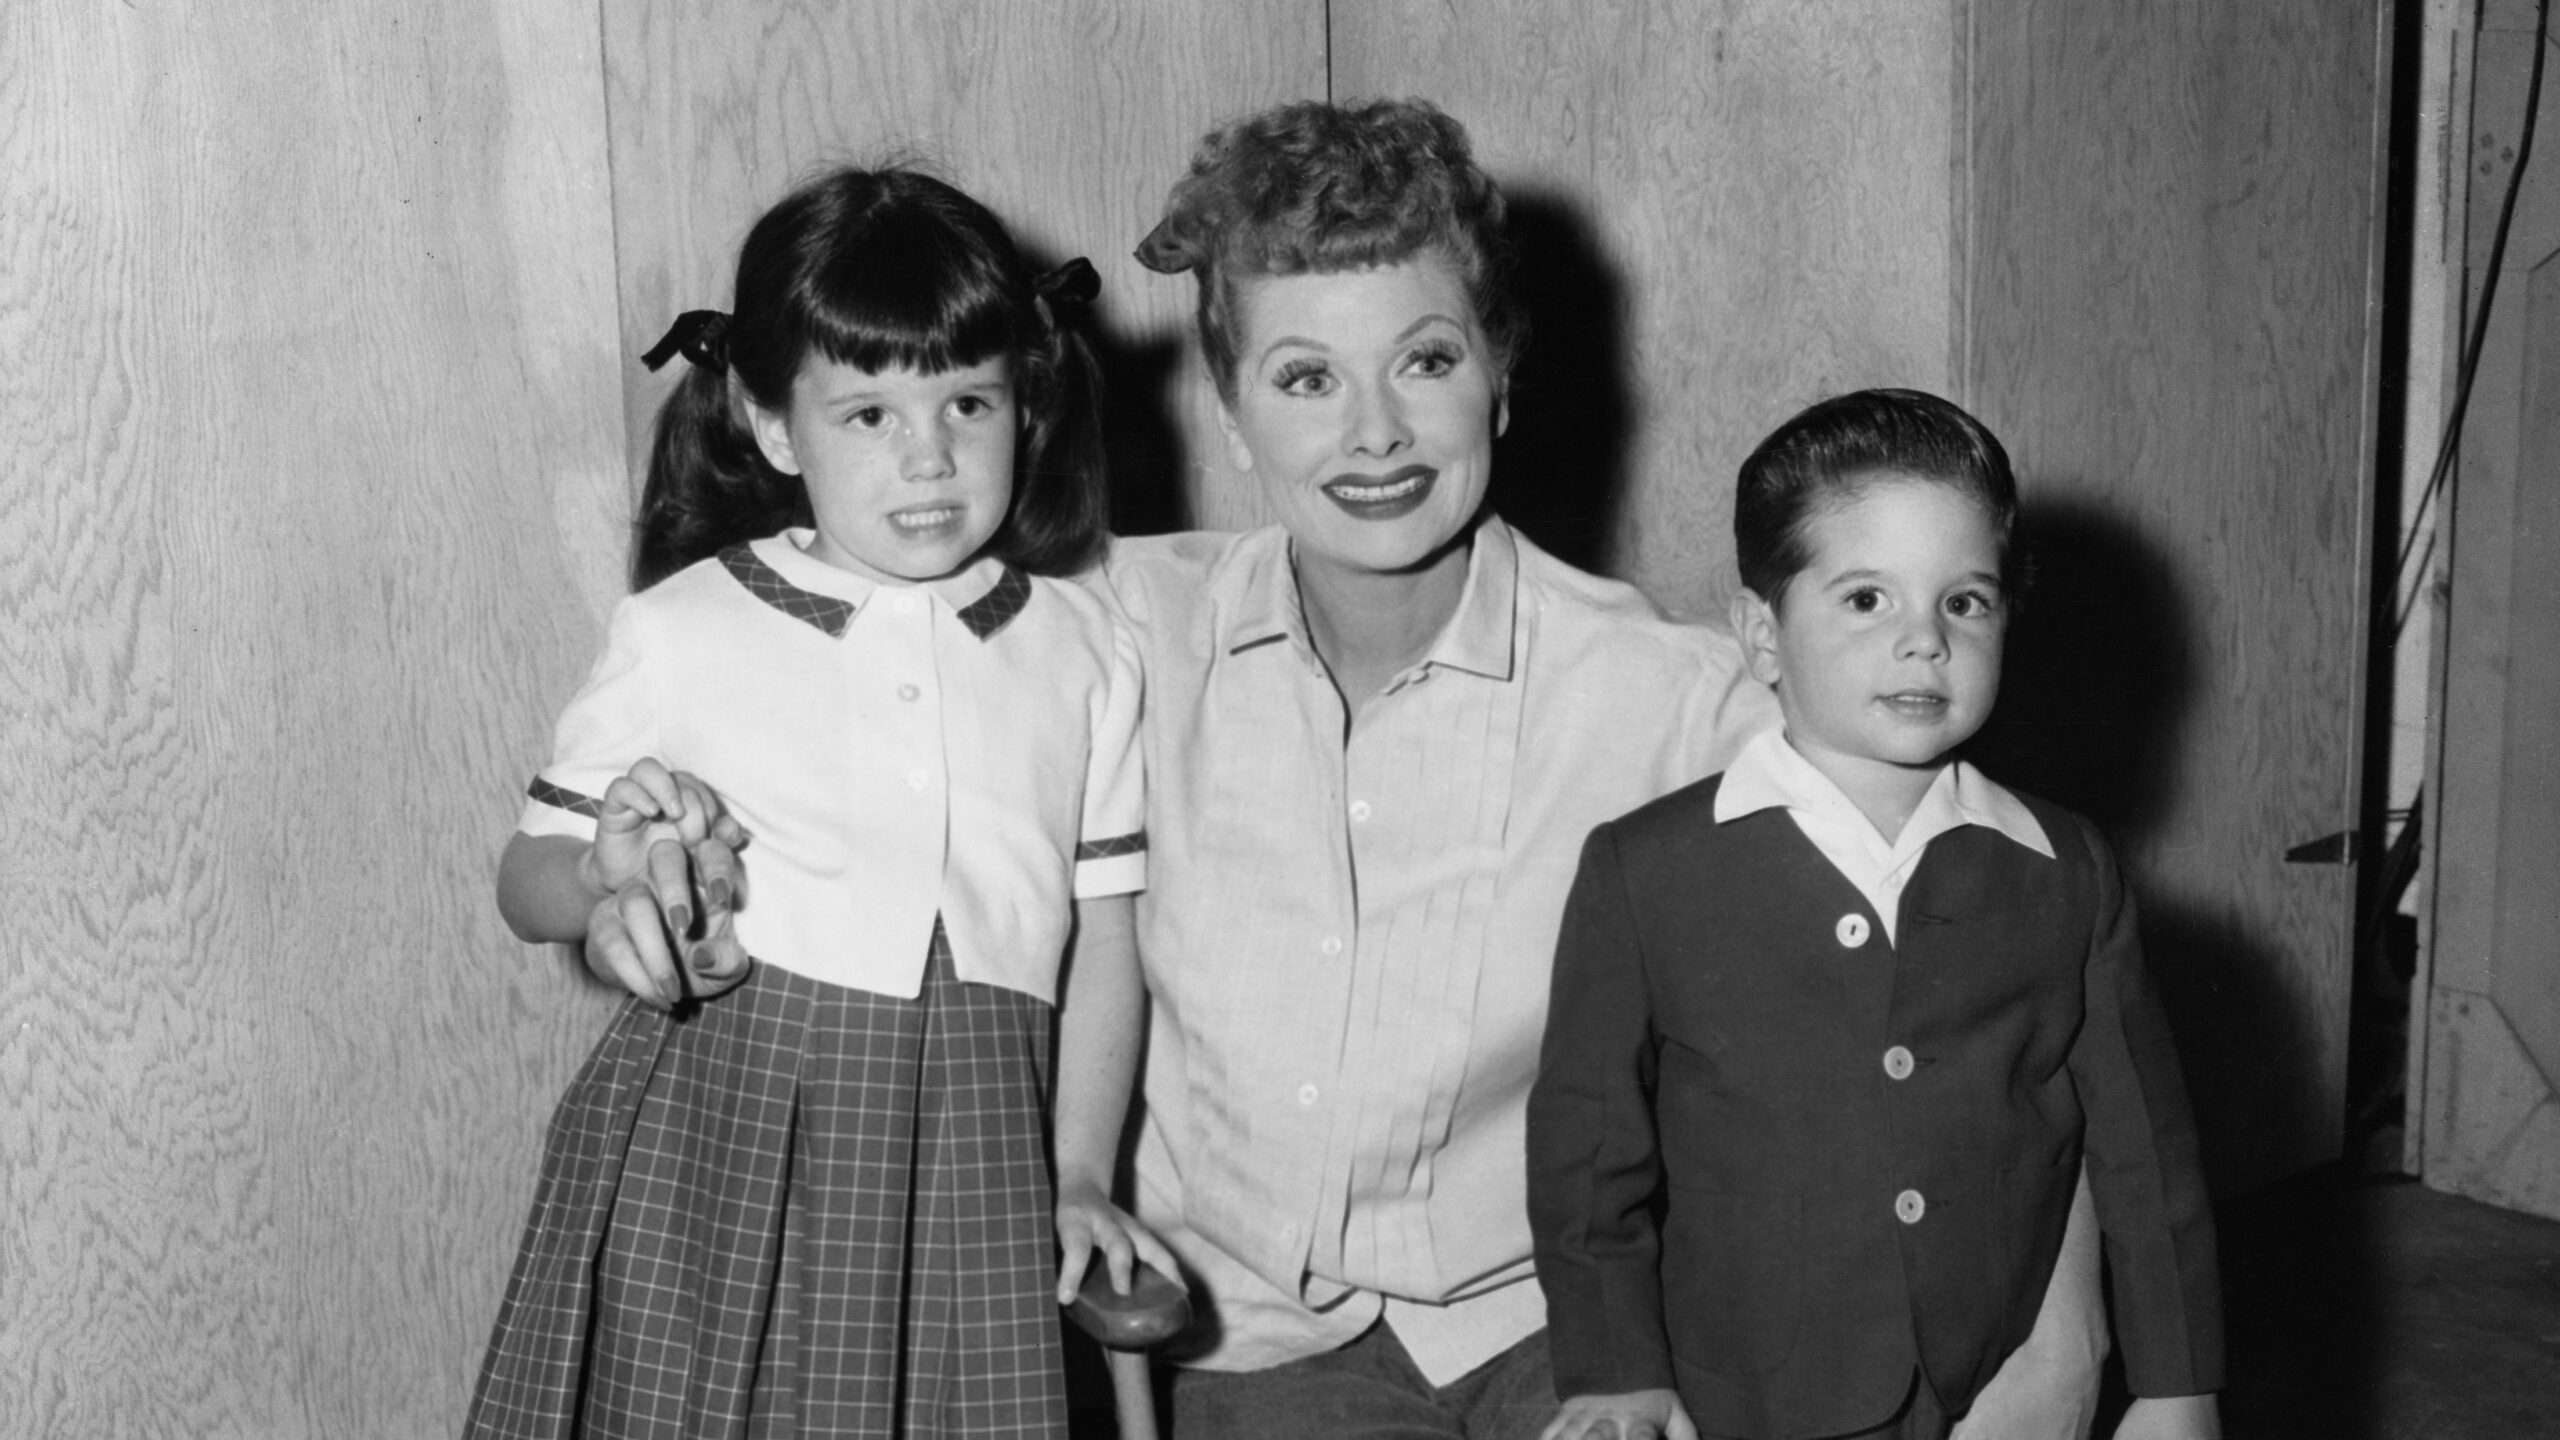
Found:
[1135,98,1524,402]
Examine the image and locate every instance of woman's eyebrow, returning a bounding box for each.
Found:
[1393,313,1465,344]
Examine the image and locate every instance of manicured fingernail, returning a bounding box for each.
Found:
[668,904,693,936]
[690,944,720,975]
[705,878,731,910]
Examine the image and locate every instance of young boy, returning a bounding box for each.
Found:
[1526,390,2222,1440]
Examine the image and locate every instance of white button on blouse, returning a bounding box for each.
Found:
[1895,1189,1927,1224]
[1836,913,1871,948]
[1883,1045,1916,1081]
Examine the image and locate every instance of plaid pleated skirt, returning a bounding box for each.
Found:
[464,925,1067,1439]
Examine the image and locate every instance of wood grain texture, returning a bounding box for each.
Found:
[598,0,1327,540]
[1331,0,1958,614]
[2421,10,2560,1219]
[0,2,626,1434]
[1966,0,2387,1191]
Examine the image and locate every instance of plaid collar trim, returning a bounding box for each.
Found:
[720,535,1031,641]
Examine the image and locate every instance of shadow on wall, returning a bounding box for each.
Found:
[1095,322,1194,538]
[1489,187,1634,574]
[1970,496,2330,1199]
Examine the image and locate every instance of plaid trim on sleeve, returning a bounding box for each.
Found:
[1073,832,1146,863]
[527,777,604,820]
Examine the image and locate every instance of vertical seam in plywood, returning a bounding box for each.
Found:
[591,0,635,499]
[1324,0,1335,102]
[1951,0,1974,404]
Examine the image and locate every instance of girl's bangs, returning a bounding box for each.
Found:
[799,238,1018,376]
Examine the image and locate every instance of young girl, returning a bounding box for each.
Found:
[1526,390,2223,1440]
[465,166,1173,1440]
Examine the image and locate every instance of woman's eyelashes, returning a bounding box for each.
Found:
[1266,339,1467,396]
[1273,357,1332,396]
[1401,339,1462,377]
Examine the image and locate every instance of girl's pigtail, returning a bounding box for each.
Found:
[630,316,808,591]
[1002,258,1111,576]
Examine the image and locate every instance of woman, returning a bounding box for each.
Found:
[1097,99,2109,1440]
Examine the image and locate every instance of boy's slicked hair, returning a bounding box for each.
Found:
[1734,387,2023,605]
[1135,97,1524,402]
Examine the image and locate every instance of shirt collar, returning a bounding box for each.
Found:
[733,530,1028,640]
[1215,515,1519,683]
[1714,728,2053,859]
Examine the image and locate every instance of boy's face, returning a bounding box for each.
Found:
[1734,474,2007,797]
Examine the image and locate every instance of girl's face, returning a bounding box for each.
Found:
[1219,255,1507,577]
[1733,475,2008,800]
[748,354,1015,584]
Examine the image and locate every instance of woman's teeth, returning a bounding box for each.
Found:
[1326,472,1429,501]
[891,506,960,531]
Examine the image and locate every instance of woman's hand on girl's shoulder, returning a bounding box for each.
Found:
[580,760,752,1009]
[1540,1389,1696,1440]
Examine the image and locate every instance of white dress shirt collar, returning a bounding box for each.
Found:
[1714,729,2051,942]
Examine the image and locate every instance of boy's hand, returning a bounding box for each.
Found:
[1053,1178,1182,1308]
[2111,1394,2220,1440]
[1541,1389,1696,1440]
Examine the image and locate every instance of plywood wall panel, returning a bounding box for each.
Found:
[599,1,1326,539]
[1967,0,2385,1191]
[1331,0,1957,615]
[0,3,627,1434]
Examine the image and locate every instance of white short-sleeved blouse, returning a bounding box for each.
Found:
[520,530,1145,1002]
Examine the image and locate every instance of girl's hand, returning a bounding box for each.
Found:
[2111,1394,2220,1440]
[578,759,745,897]
[1539,1389,1697,1440]
[1052,1178,1181,1308]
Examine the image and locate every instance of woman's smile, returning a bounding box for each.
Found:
[1322,464,1439,517]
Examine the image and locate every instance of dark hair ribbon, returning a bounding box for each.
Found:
[640,310,732,374]
[1034,257,1101,314]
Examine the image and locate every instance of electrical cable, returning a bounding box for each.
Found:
[2391,0,2552,640]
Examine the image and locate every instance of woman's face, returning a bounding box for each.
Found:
[1220,254,1507,576]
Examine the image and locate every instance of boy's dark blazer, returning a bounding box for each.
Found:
[1527,772,2222,1439]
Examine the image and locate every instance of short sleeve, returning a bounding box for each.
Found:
[515,598,662,841]
[1070,618,1147,898]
